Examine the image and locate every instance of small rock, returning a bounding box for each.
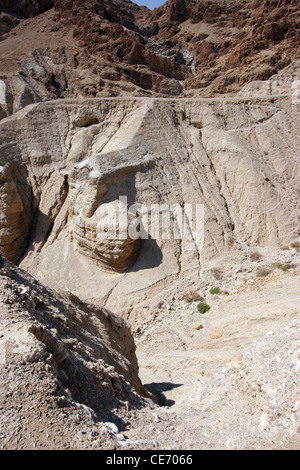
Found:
[118,416,129,426]
[230,361,241,370]
[77,403,97,420]
[152,413,160,423]
[210,329,223,340]
[191,293,204,302]
[195,324,203,330]
[261,384,279,399]
[293,401,300,411]
[124,401,130,411]
[291,360,300,372]
[250,382,261,392]
[225,438,235,449]
[151,441,159,448]
[259,412,269,431]
[17,286,28,295]
[105,422,119,434]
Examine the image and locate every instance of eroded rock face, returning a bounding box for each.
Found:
[0,0,298,107]
[0,86,299,307]
[0,0,54,18]
[0,253,152,449]
[0,99,151,273]
[0,11,20,36]
[0,164,33,262]
[153,0,299,94]
[72,190,141,273]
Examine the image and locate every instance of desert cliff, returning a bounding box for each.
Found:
[0,0,299,450]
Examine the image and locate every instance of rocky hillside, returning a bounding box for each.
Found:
[151,0,300,94]
[0,251,155,449]
[1,248,299,450]
[0,70,299,311]
[0,0,299,114]
[0,0,299,451]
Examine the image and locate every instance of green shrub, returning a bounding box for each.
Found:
[273,262,292,272]
[279,263,291,271]
[209,287,220,295]
[197,302,210,314]
[256,266,272,277]
[180,109,186,121]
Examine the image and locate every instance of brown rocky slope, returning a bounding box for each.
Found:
[0,0,299,115]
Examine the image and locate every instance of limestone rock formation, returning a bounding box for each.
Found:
[0,68,299,311]
[0,0,299,452]
[0,252,154,449]
[0,164,33,262]
[151,0,300,95]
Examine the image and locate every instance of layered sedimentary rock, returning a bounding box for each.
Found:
[0,0,299,452]
[0,164,33,262]
[0,0,298,114]
[0,252,153,449]
[0,69,299,308]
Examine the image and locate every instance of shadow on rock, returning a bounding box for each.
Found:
[143,382,183,407]
[128,237,163,272]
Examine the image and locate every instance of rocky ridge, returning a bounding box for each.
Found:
[0,251,157,450]
[0,0,299,117]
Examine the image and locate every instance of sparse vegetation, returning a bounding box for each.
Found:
[273,261,292,272]
[250,251,262,262]
[183,292,204,303]
[180,109,186,121]
[256,266,272,277]
[197,302,211,314]
[291,241,300,249]
[210,287,220,295]
[211,268,223,280]
[279,263,292,271]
